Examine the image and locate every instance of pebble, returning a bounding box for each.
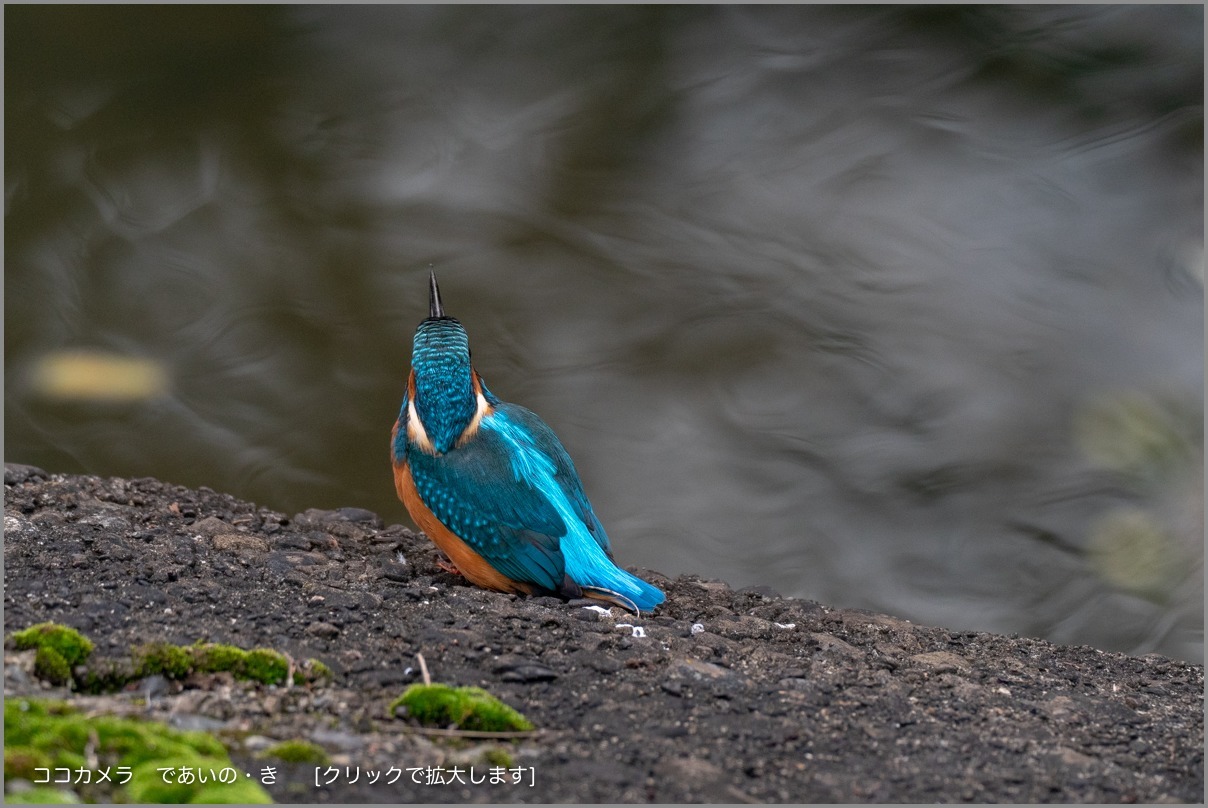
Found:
[493,656,559,683]
[586,656,623,675]
[169,713,227,733]
[242,734,278,752]
[909,651,972,673]
[380,562,411,583]
[190,516,234,537]
[4,464,48,484]
[311,728,367,751]
[293,507,384,529]
[306,621,341,639]
[212,534,270,553]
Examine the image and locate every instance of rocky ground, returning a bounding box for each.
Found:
[3,463,1203,803]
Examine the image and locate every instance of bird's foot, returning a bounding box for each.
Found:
[580,586,640,616]
[435,555,464,576]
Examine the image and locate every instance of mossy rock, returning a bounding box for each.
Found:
[3,698,270,804]
[192,642,248,674]
[33,647,72,687]
[10,623,93,668]
[122,641,298,687]
[390,684,534,732]
[193,643,303,685]
[133,641,193,679]
[483,747,515,768]
[12,624,327,694]
[74,659,138,695]
[240,648,289,685]
[264,739,330,765]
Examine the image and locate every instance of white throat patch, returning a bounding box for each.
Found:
[406,398,436,454]
[407,390,493,455]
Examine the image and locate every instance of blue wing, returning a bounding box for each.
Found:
[405,422,570,591]
[492,403,615,559]
[482,404,662,610]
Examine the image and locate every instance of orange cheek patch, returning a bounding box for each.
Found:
[394,461,529,595]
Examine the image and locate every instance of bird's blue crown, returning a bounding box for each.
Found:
[411,316,477,454]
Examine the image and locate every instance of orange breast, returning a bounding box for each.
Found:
[393,460,530,595]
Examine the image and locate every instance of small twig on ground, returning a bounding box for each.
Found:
[85,729,99,770]
[416,651,431,686]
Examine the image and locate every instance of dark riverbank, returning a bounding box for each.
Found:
[4,464,1202,802]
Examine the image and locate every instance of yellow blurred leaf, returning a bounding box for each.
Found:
[29,349,169,402]
[1087,507,1182,600]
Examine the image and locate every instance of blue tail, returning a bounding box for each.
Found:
[622,572,667,612]
[565,553,665,612]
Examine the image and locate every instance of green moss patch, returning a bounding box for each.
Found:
[390,684,534,732]
[11,623,94,667]
[482,747,515,768]
[135,642,330,687]
[11,623,94,681]
[193,642,247,673]
[241,648,290,685]
[134,642,291,684]
[263,740,330,765]
[9,624,334,693]
[33,647,73,687]
[134,641,193,679]
[3,698,271,804]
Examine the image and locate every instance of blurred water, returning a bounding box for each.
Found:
[6,6,1203,661]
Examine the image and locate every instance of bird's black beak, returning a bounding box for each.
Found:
[429,270,444,319]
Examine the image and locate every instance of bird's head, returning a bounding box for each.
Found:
[407,272,480,454]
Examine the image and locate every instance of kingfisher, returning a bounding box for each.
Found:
[390,272,665,614]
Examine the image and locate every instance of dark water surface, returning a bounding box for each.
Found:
[6,6,1203,661]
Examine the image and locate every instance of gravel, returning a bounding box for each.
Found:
[4,463,1203,803]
